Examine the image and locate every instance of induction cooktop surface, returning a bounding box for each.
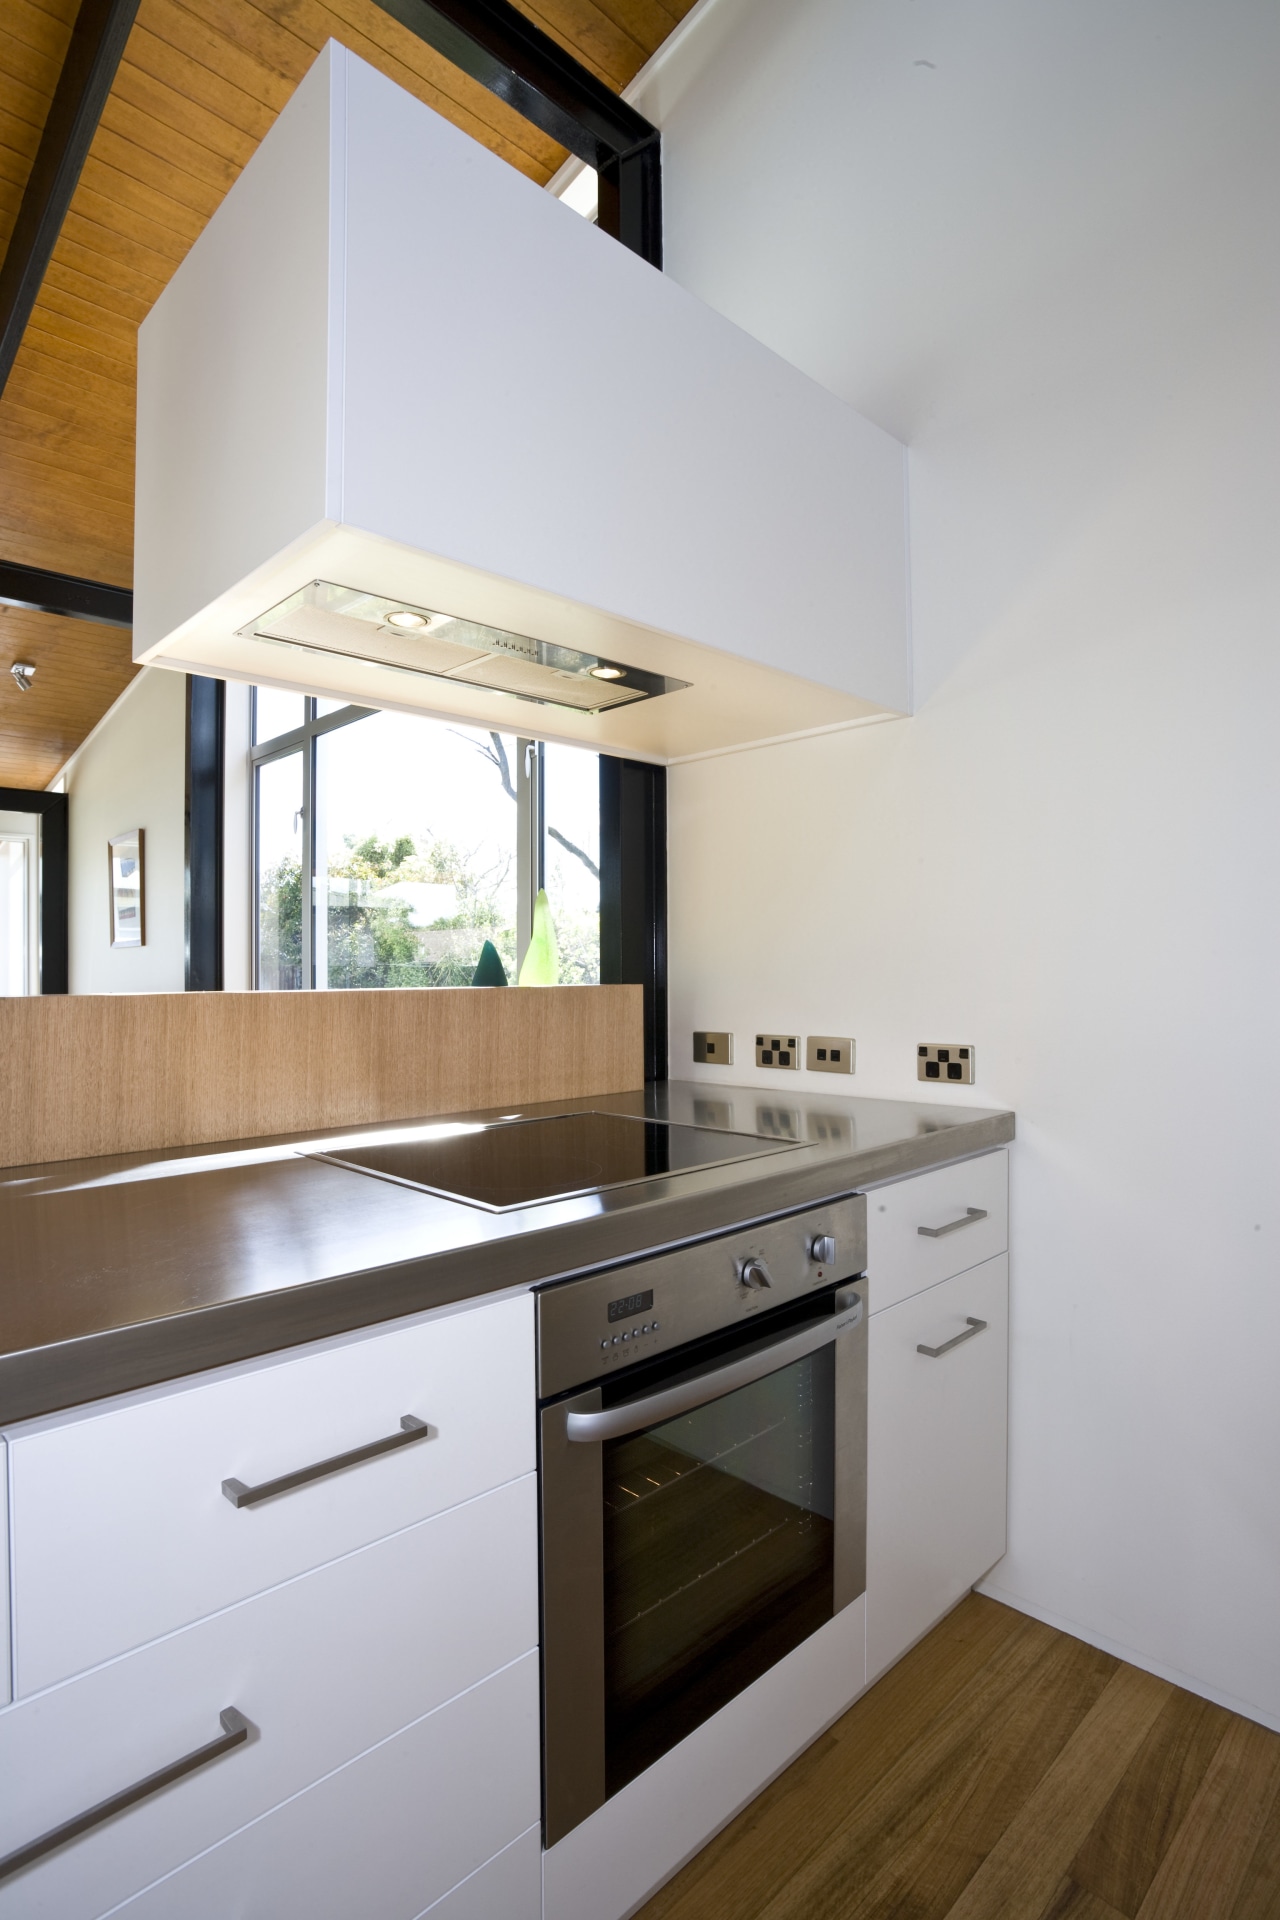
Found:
[311,1112,800,1211]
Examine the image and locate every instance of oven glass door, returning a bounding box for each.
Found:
[603,1343,835,1796]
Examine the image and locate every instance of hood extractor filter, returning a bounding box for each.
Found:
[238,581,690,715]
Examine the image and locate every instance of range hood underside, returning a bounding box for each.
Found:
[140,522,901,762]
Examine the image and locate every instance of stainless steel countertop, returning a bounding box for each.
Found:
[0,1081,1013,1424]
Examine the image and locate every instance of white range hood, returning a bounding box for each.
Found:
[134,43,910,760]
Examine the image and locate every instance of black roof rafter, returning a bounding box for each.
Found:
[0,560,133,628]
[0,0,142,401]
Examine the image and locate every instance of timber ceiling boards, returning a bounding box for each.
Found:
[0,0,693,789]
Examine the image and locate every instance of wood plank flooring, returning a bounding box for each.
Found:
[635,1597,1280,1920]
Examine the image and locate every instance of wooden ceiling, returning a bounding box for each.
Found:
[0,0,695,788]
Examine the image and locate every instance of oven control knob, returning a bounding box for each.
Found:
[736,1256,773,1291]
[809,1235,836,1266]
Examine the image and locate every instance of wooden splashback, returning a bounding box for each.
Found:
[0,987,644,1171]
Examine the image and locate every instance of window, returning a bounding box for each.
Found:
[250,694,600,990]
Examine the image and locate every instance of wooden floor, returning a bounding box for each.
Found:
[635,1597,1280,1920]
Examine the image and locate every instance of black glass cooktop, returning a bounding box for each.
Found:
[313,1112,797,1211]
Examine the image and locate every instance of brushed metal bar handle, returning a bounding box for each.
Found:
[917,1206,988,1239]
[0,1708,250,1885]
[222,1415,431,1508]
[918,1316,987,1359]
[567,1289,864,1444]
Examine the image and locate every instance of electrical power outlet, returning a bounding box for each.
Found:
[755,1033,800,1070]
[693,1030,734,1066]
[918,1043,975,1085]
[806,1035,855,1074]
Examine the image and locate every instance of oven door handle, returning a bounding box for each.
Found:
[564,1288,863,1444]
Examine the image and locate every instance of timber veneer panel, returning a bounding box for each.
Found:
[0,605,135,786]
[0,983,643,1167]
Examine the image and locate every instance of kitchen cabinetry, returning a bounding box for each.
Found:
[0,1293,538,1919]
[865,1153,1010,1681]
[0,1442,8,1710]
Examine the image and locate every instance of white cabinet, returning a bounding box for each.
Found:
[0,1440,8,1709]
[8,1293,533,1695]
[0,1476,536,1919]
[0,1294,539,1919]
[865,1150,1008,1314]
[866,1253,1009,1680]
[109,1654,541,1920]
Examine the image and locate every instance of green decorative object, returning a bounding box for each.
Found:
[518,890,560,986]
[472,939,508,987]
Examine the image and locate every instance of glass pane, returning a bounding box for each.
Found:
[315,697,349,718]
[253,686,307,744]
[256,752,305,989]
[316,713,518,990]
[603,1347,835,1796]
[542,742,600,984]
[0,838,28,995]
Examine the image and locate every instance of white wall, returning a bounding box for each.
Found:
[63,670,254,993]
[65,667,188,993]
[648,0,1280,1727]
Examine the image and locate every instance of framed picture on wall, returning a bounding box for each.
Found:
[108,829,145,948]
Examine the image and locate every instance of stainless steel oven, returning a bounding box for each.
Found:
[537,1194,867,1846]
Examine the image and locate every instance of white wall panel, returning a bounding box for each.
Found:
[657,0,1280,1730]
[63,668,187,994]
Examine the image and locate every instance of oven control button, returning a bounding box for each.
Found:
[809,1234,836,1266]
[736,1256,773,1291]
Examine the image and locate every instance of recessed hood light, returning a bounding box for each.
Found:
[238,582,689,716]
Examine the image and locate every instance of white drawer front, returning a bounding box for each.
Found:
[420,1826,540,1920]
[865,1150,1007,1312]
[9,1293,533,1695]
[0,1474,537,1920]
[0,1440,9,1710]
[866,1254,1008,1681]
[110,1653,541,1920]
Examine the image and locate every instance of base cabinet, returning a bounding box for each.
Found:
[111,1654,541,1920]
[0,1296,539,1920]
[866,1252,1009,1681]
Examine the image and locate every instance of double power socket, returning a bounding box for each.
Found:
[693,1032,855,1075]
[693,1033,978,1084]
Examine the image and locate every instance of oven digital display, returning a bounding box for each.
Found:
[608,1289,654,1323]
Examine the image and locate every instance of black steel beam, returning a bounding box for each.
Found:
[600,756,667,1083]
[0,559,132,628]
[0,788,68,994]
[597,133,662,268]
[185,676,225,991]
[0,0,142,400]
[373,0,656,173]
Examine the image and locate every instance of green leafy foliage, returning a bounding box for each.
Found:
[324,830,518,988]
